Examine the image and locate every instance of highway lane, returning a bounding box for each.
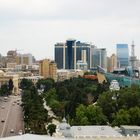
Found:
[0,96,24,138]
[0,97,11,136]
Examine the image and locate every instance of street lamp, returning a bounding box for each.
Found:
[109,80,120,112]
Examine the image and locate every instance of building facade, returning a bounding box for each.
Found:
[0,70,19,95]
[91,48,107,70]
[107,54,117,72]
[39,59,57,81]
[6,50,17,68]
[116,44,129,68]
[55,39,91,69]
[16,53,33,65]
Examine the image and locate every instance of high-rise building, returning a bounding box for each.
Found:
[16,53,33,65]
[55,39,91,69]
[91,48,107,70]
[116,44,129,68]
[6,50,17,68]
[39,59,57,81]
[107,54,117,72]
[49,61,57,82]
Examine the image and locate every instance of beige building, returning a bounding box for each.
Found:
[39,59,57,81]
[107,54,117,72]
[0,70,19,95]
[19,76,43,85]
[49,61,57,82]
[57,69,84,82]
[16,53,33,65]
[6,50,17,68]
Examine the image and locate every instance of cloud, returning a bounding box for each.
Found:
[0,0,140,59]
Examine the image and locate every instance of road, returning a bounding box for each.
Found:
[0,95,24,138]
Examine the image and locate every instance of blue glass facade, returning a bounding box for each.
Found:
[117,44,129,68]
[91,48,107,69]
[66,39,76,69]
[55,40,91,69]
[55,47,63,69]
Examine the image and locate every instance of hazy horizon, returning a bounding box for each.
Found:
[0,0,140,60]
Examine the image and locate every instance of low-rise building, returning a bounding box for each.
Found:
[0,70,19,95]
[57,69,84,81]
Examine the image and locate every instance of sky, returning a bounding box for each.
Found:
[0,0,140,60]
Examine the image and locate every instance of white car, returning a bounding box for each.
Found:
[18,130,23,135]
[10,129,14,133]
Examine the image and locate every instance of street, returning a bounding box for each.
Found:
[0,95,24,138]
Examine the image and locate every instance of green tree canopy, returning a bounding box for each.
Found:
[47,124,56,136]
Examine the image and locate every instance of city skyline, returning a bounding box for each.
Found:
[0,0,140,60]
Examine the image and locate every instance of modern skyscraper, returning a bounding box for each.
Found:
[55,39,91,69]
[116,44,129,68]
[91,48,107,70]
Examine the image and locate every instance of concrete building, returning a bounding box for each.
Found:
[57,119,140,139]
[76,60,88,70]
[6,50,17,68]
[116,44,129,68]
[57,69,84,82]
[121,126,140,136]
[0,70,19,95]
[107,54,117,72]
[19,76,43,85]
[39,59,57,81]
[16,53,33,65]
[55,39,91,69]
[49,61,57,82]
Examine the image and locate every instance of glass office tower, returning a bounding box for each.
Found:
[55,39,91,69]
[116,44,129,68]
[91,48,107,69]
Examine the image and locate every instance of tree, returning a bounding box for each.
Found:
[36,78,55,92]
[86,105,107,125]
[20,78,33,90]
[129,107,140,125]
[8,79,14,94]
[74,104,107,125]
[97,91,116,121]
[47,124,56,136]
[112,109,130,127]
[0,84,9,96]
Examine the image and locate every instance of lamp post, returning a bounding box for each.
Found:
[109,80,120,112]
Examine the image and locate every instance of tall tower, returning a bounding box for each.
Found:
[130,41,137,69]
[116,44,129,68]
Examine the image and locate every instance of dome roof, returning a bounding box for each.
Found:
[59,118,71,130]
[58,117,72,137]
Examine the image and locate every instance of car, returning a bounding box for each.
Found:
[1,119,5,122]
[18,130,23,135]
[4,97,8,100]
[1,106,5,109]
[10,129,14,133]
[4,97,8,102]
[17,102,20,105]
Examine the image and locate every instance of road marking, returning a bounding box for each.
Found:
[0,100,12,138]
